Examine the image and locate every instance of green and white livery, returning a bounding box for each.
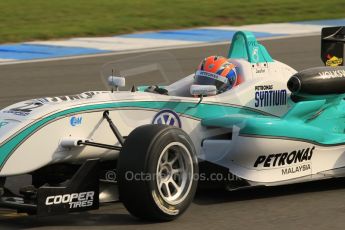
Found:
[0,29,344,221]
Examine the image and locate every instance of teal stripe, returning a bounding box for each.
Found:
[0,101,260,167]
[202,99,345,145]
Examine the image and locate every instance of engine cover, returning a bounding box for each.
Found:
[287,66,345,96]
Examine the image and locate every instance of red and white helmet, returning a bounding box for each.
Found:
[194,56,238,93]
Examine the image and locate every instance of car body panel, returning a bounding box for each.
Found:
[0,30,344,188]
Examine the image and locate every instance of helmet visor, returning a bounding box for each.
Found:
[194,70,228,91]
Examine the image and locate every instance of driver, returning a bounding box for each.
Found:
[194,56,238,94]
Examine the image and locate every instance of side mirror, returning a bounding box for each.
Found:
[108,76,125,90]
[190,84,217,97]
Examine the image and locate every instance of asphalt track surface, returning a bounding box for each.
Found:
[1,35,345,230]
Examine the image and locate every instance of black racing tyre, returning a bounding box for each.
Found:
[117,124,198,221]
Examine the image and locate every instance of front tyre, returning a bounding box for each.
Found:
[117,125,198,221]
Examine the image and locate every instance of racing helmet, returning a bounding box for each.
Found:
[194,56,238,93]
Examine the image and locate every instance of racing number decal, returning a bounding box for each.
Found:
[11,102,43,112]
[4,102,43,116]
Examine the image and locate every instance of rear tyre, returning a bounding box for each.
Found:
[117,124,198,221]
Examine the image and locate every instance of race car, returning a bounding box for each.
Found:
[0,27,344,221]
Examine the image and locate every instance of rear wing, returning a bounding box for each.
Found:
[321,26,345,66]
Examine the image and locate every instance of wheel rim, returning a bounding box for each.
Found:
[156,142,194,205]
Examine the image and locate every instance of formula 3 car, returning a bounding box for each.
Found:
[0,27,344,221]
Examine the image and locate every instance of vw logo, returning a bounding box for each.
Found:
[152,109,181,128]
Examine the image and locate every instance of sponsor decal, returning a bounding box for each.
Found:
[254,85,287,107]
[152,109,181,128]
[70,116,82,126]
[37,91,100,103]
[3,110,30,116]
[326,55,343,67]
[0,121,9,128]
[255,68,266,74]
[318,69,345,79]
[195,70,228,83]
[45,191,94,209]
[281,163,311,175]
[254,146,315,168]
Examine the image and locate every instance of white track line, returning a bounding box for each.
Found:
[204,23,323,35]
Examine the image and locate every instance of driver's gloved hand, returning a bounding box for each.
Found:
[144,85,168,95]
